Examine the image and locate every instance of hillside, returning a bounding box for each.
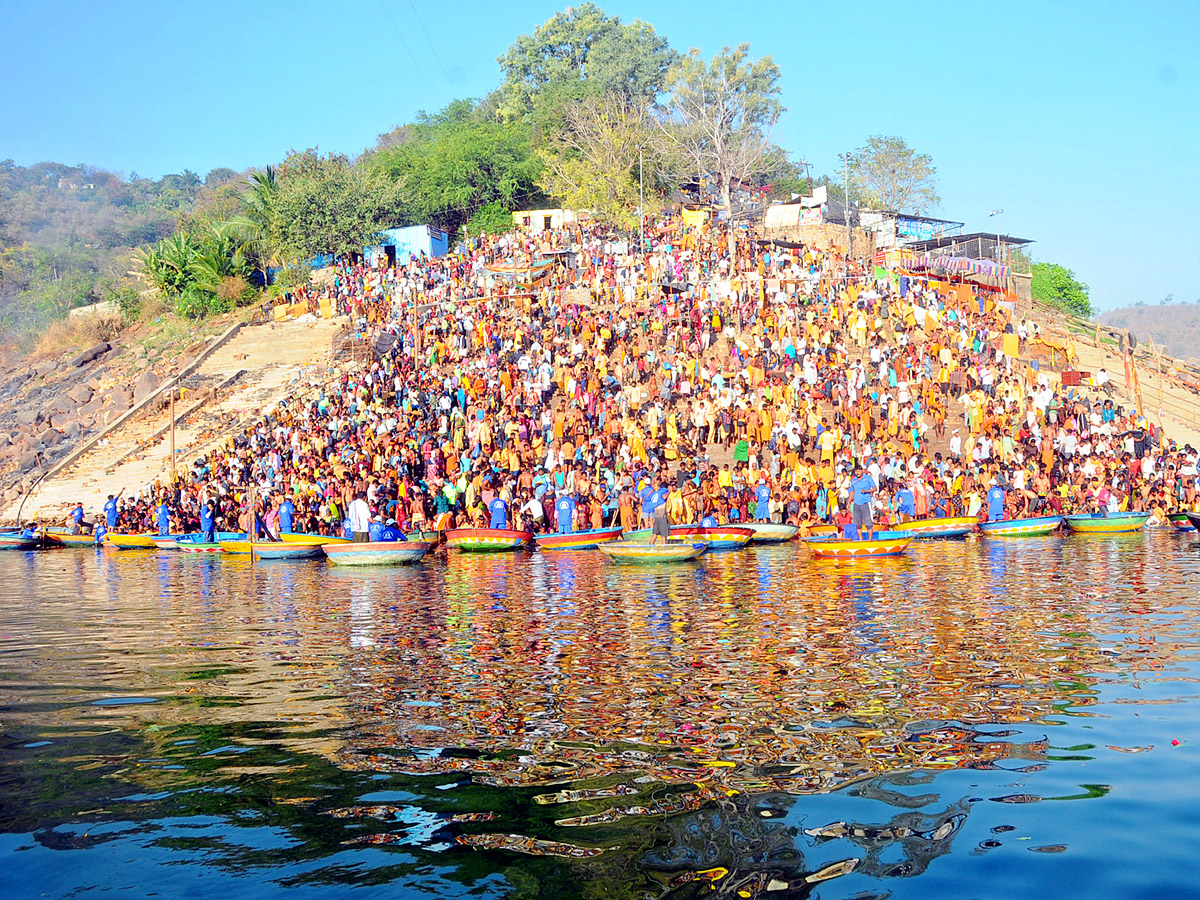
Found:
[1099,302,1200,363]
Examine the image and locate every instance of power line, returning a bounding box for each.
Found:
[407,0,454,94]
[376,0,435,99]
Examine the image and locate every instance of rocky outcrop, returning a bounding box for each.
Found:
[68,342,111,367]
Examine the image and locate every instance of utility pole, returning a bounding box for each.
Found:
[169,385,176,480]
[840,153,852,263]
[989,209,1004,264]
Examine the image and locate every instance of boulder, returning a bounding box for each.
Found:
[67,383,93,404]
[14,409,41,427]
[40,430,63,449]
[33,360,56,378]
[133,370,159,403]
[50,396,76,416]
[16,450,39,472]
[62,421,82,441]
[78,397,105,417]
[107,386,134,408]
[69,342,111,367]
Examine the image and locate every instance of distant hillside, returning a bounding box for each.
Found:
[1098,303,1200,364]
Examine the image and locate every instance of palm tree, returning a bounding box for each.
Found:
[227,166,279,285]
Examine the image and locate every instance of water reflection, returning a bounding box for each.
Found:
[1,533,1198,897]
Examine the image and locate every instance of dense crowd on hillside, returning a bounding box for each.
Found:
[93,213,1198,541]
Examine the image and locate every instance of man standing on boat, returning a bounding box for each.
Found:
[155,497,171,536]
[489,492,509,529]
[986,478,1006,522]
[349,492,371,542]
[849,464,876,540]
[554,490,576,534]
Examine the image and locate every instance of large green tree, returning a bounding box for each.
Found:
[370,101,544,237]
[496,4,676,117]
[273,150,404,259]
[851,135,939,214]
[1032,261,1093,318]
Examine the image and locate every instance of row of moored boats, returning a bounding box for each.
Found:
[1,510,1190,564]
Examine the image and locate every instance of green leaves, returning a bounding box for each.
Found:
[369,103,543,238]
[1032,262,1093,318]
[496,3,676,117]
[851,136,940,215]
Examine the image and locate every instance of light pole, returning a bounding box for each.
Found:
[988,209,1004,263]
[839,153,852,260]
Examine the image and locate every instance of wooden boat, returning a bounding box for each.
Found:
[978,515,1063,537]
[622,524,752,549]
[1065,512,1151,534]
[598,540,708,563]
[807,523,838,537]
[903,515,978,539]
[0,533,41,550]
[443,527,533,552]
[219,539,253,554]
[41,527,96,548]
[281,532,349,544]
[1186,511,1200,532]
[804,530,912,559]
[152,537,181,549]
[252,543,324,560]
[1167,512,1195,532]
[322,540,433,566]
[674,525,754,550]
[405,529,441,543]
[534,526,625,550]
[176,542,224,553]
[105,533,159,549]
[741,522,800,543]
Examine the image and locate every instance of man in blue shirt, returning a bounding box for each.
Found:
[378,519,405,542]
[155,499,171,536]
[754,479,771,522]
[104,492,121,528]
[986,482,1006,522]
[200,500,216,542]
[488,495,508,529]
[555,492,577,533]
[894,482,916,523]
[849,464,877,540]
[279,495,295,534]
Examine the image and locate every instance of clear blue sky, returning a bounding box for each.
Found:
[1,0,1195,312]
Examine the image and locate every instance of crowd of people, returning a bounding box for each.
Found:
[91,211,1199,543]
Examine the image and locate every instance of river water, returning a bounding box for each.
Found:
[1,533,1198,899]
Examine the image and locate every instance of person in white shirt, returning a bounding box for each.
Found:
[349,492,372,542]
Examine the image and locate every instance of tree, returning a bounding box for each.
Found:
[537,93,679,229]
[662,44,784,247]
[1031,261,1093,318]
[497,4,676,117]
[851,135,939,214]
[273,150,404,259]
[370,101,544,237]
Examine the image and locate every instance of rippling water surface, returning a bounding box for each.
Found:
[2,533,1199,898]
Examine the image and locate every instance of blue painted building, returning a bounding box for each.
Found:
[364,225,449,267]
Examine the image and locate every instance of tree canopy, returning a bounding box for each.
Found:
[369,100,544,237]
[662,44,784,241]
[1032,261,1093,318]
[851,135,940,215]
[496,3,676,117]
